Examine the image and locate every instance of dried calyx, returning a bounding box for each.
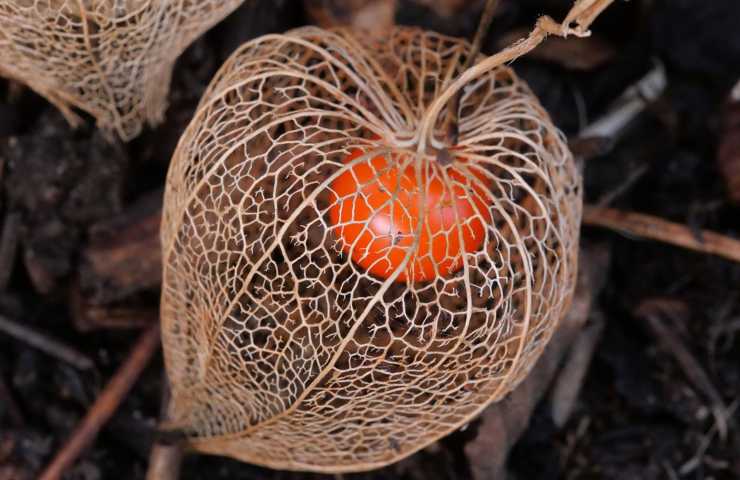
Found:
[0,0,245,141]
[160,0,610,473]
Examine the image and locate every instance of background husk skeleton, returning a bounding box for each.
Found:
[160,17,588,471]
[0,0,245,140]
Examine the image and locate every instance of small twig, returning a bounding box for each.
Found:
[582,205,740,264]
[0,213,21,290]
[550,311,605,427]
[663,460,680,480]
[146,433,185,480]
[146,372,184,480]
[38,324,160,480]
[443,0,499,146]
[579,64,666,139]
[567,64,666,166]
[680,398,740,475]
[6,80,25,103]
[636,299,729,440]
[468,0,498,65]
[0,315,94,370]
[595,163,650,206]
[731,78,740,101]
[0,374,24,426]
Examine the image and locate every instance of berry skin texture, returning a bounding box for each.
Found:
[329,147,491,282]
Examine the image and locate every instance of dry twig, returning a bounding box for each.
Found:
[595,163,650,207]
[146,434,184,480]
[38,324,160,480]
[582,205,740,264]
[680,398,739,475]
[0,374,23,426]
[0,213,20,290]
[578,64,666,139]
[0,316,94,370]
[444,0,499,145]
[550,311,605,427]
[636,299,729,440]
[146,374,184,480]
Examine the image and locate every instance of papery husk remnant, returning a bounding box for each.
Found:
[0,0,246,140]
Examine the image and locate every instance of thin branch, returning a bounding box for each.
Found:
[730,78,740,101]
[582,205,740,264]
[146,372,185,480]
[443,0,499,146]
[578,63,666,139]
[0,212,21,290]
[146,435,184,480]
[0,374,24,426]
[38,324,160,480]
[465,0,499,73]
[567,65,666,164]
[595,163,649,206]
[0,315,94,370]
[636,299,729,439]
[680,398,740,475]
[550,311,605,427]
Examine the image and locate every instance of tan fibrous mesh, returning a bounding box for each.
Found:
[161,26,582,473]
[0,0,245,141]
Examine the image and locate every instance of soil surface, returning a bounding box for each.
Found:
[1,1,739,479]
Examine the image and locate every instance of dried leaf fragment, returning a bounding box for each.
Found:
[0,0,246,140]
[305,0,396,30]
[409,0,474,19]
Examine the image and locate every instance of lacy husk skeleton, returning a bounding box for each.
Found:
[160,24,583,472]
[0,0,245,140]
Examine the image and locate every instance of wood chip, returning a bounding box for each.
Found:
[718,97,740,204]
[79,190,163,305]
[304,0,396,30]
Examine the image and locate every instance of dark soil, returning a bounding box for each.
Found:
[1,0,739,479]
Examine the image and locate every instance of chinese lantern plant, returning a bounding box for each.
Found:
[0,0,245,140]
[161,1,610,472]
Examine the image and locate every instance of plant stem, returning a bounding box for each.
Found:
[444,0,499,146]
[419,0,615,155]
